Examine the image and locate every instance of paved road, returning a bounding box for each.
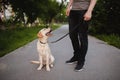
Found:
[0,25,120,80]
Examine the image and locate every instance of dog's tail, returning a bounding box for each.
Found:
[30,61,40,64]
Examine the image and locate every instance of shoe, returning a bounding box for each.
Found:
[66,59,77,64]
[74,63,84,72]
[66,55,78,64]
[66,56,78,64]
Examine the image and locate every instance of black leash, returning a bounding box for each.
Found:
[50,23,81,43]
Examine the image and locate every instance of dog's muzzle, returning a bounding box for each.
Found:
[46,29,52,36]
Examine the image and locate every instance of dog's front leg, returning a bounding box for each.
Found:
[37,56,43,70]
[50,55,55,68]
[46,55,50,71]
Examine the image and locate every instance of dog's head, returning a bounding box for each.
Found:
[37,27,52,39]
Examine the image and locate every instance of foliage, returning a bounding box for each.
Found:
[95,34,120,49]
[0,26,41,57]
[104,0,120,34]
[90,0,120,35]
[1,0,65,24]
[54,7,68,23]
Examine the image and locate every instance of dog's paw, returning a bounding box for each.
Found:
[50,64,53,68]
[46,67,50,71]
[37,66,42,70]
[37,67,42,70]
[46,68,50,71]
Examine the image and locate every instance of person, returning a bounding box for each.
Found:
[66,0,97,71]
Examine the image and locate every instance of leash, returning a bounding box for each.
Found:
[50,23,81,43]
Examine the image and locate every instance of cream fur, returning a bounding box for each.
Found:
[31,28,54,71]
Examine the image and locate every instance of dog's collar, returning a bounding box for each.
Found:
[39,41,47,44]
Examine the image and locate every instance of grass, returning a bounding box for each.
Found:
[94,34,120,49]
[0,24,60,57]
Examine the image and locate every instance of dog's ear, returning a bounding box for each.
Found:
[37,32,43,38]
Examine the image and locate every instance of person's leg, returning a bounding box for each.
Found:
[78,20,89,64]
[66,10,80,63]
[75,31,88,71]
[75,10,89,71]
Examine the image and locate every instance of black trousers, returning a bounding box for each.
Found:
[69,10,89,64]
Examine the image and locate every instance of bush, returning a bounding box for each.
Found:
[90,0,120,35]
[95,34,120,48]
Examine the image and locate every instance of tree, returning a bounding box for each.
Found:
[104,0,120,34]
[0,0,65,25]
[91,0,120,35]
[38,0,64,24]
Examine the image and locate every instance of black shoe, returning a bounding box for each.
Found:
[66,55,78,64]
[66,56,78,64]
[66,59,77,64]
[74,63,84,72]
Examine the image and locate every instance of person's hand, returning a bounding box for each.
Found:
[66,8,70,16]
[84,11,92,21]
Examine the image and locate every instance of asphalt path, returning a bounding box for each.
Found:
[0,25,120,80]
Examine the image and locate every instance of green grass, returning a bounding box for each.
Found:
[0,24,60,57]
[94,34,120,49]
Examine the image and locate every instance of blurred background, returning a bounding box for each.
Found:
[0,0,120,57]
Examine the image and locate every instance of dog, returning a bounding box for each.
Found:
[31,27,55,71]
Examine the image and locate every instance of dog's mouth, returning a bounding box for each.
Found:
[46,29,52,36]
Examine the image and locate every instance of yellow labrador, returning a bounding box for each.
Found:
[31,27,55,71]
